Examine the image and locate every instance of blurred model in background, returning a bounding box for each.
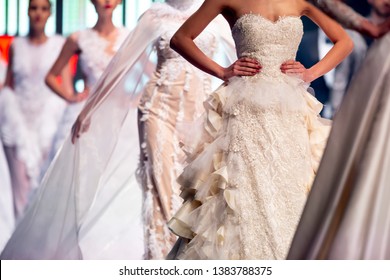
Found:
[0,0,68,220]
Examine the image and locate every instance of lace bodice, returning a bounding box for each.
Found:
[77,27,129,87]
[232,14,303,78]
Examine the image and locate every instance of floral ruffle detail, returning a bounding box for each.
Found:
[302,91,331,191]
[168,84,243,259]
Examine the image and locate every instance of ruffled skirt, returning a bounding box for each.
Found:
[168,74,330,259]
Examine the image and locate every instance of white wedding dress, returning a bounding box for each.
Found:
[168,14,330,260]
[0,35,67,193]
[0,36,67,227]
[0,2,233,260]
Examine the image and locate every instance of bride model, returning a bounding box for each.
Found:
[0,0,67,220]
[44,0,129,171]
[1,0,234,259]
[165,0,353,259]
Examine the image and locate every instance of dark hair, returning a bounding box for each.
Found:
[28,0,52,9]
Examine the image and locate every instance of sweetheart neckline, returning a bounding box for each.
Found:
[232,13,302,30]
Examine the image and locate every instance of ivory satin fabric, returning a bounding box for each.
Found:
[288,33,390,259]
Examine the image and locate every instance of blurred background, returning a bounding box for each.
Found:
[0,0,371,61]
[0,0,374,118]
[0,0,162,36]
[0,0,166,93]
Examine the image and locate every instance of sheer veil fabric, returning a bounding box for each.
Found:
[0,2,235,259]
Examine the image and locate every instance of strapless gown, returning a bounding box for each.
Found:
[168,14,331,260]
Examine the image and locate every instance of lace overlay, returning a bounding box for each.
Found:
[232,14,303,79]
[228,101,311,259]
[138,6,217,259]
[168,15,331,259]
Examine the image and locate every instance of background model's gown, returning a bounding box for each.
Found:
[0,36,66,219]
[45,27,129,167]
[168,14,330,260]
[288,32,390,260]
[138,6,219,259]
[39,27,145,259]
[0,3,233,260]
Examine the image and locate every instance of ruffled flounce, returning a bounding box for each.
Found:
[168,75,331,259]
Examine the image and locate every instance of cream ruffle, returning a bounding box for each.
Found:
[168,84,240,259]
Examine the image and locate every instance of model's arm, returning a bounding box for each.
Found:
[170,0,261,81]
[3,45,14,89]
[60,61,76,98]
[311,0,390,38]
[45,35,88,103]
[299,2,354,82]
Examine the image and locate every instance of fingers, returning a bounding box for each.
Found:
[280,60,305,74]
[232,57,262,76]
[238,57,261,69]
[81,119,91,133]
[227,58,307,78]
[71,118,91,144]
[71,123,78,144]
[71,121,82,144]
[280,60,303,69]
